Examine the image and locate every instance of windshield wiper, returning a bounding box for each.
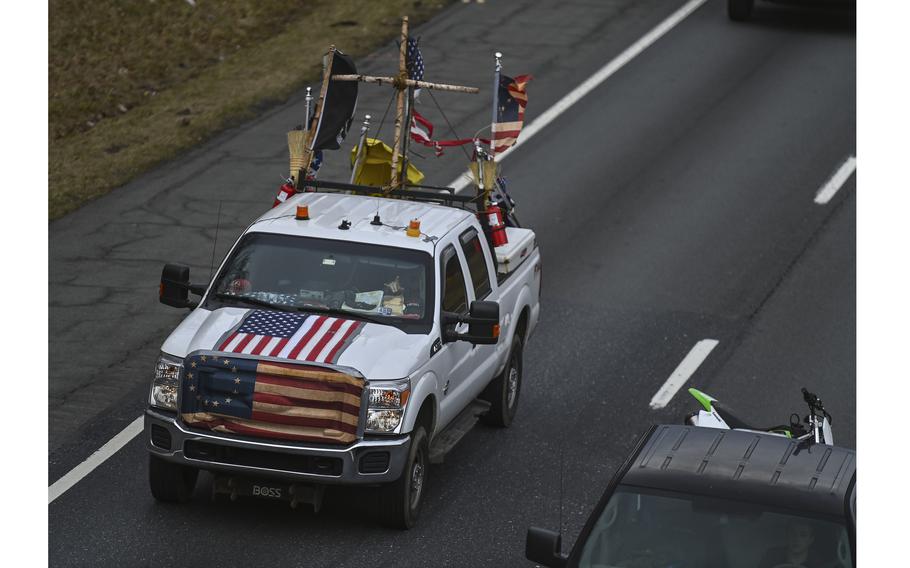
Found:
[296,305,387,325]
[213,292,292,312]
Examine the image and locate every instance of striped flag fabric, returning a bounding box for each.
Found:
[409,109,444,156]
[217,310,364,365]
[180,353,364,444]
[409,109,490,157]
[409,109,434,145]
[492,74,532,154]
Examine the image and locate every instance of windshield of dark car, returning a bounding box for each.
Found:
[577,486,852,568]
[206,232,433,329]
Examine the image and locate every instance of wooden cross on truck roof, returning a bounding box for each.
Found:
[331,16,479,191]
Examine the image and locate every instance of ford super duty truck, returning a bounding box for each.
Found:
[147,188,541,528]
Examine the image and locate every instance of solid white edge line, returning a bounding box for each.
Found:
[449,0,709,193]
[48,416,144,505]
[814,155,857,205]
[649,339,719,410]
[45,0,711,505]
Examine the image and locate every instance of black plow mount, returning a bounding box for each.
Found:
[211,475,326,513]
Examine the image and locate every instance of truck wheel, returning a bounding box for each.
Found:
[149,454,198,503]
[481,335,523,428]
[378,426,428,529]
[728,0,754,21]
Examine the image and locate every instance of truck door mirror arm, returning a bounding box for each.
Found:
[525,527,568,568]
[440,301,500,345]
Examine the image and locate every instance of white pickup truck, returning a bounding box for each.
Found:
[146,189,541,527]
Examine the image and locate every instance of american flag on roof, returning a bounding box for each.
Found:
[492,74,532,154]
[406,37,424,81]
[216,309,364,365]
[180,353,364,444]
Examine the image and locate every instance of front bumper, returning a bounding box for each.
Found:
[145,408,410,484]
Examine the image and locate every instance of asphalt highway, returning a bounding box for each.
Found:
[48,0,856,565]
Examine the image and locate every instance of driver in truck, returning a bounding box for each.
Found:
[758,521,817,568]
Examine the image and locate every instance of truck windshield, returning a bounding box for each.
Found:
[206,232,433,330]
[577,486,852,568]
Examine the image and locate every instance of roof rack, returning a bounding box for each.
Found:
[300,179,479,208]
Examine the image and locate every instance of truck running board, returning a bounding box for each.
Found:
[428,399,491,464]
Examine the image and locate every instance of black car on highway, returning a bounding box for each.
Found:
[526,424,855,567]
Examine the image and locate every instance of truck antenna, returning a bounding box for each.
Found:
[209,200,223,282]
[559,445,565,540]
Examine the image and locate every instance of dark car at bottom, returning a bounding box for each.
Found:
[526,424,855,567]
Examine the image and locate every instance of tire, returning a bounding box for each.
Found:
[378,426,429,529]
[480,335,523,428]
[728,0,754,21]
[149,454,199,503]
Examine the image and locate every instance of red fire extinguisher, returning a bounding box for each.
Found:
[273,181,296,208]
[485,205,509,247]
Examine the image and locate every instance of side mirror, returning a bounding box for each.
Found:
[160,264,205,308]
[441,301,500,345]
[525,527,567,568]
[466,300,499,344]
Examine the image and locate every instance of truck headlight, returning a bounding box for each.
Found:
[150,353,182,411]
[365,380,410,433]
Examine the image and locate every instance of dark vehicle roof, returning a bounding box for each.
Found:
[621,425,855,518]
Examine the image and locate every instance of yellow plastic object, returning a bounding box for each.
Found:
[295,205,310,220]
[406,219,421,237]
[350,138,425,187]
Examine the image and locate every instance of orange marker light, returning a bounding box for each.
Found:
[295,205,310,220]
[492,324,500,338]
[406,219,421,237]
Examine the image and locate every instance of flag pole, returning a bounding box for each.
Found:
[400,82,416,190]
[490,51,502,158]
[389,16,409,190]
[292,46,336,188]
[350,114,371,184]
[399,35,419,191]
[304,86,313,129]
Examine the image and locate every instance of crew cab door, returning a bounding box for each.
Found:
[436,244,475,428]
[457,228,501,389]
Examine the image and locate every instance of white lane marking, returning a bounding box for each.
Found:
[45,0,711,503]
[814,155,856,205]
[49,416,144,504]
[449,0,709,193]
[649,339,719,410]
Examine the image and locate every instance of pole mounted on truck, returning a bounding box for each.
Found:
[331,17,479,191]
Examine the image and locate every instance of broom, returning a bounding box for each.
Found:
[288,128,308,187]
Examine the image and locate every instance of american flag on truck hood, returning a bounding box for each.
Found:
[216,309,365,365]
[492,74,532,154]
[180,353,364,444]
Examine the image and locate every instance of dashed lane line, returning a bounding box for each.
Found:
[815,155,856,205]
[450,0,709,193]
[649,339,719,410]
[49,416,144,505]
